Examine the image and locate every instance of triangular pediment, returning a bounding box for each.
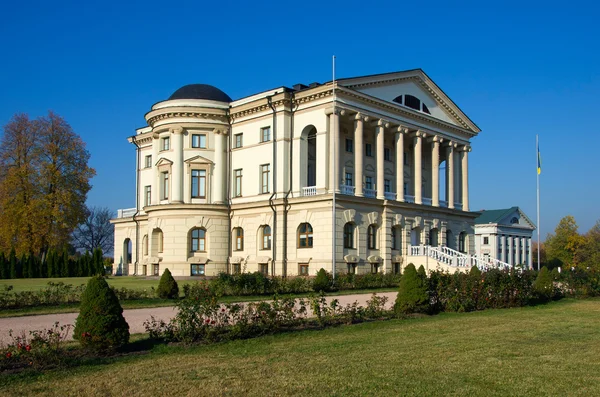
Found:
[185,155,214,165]
[155,157,173,167]
[498,208,536,230]
[338,69,480,133]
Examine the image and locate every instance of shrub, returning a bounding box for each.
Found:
[73,276,129,350]
[395,264,429,315]
[313,268,330,292]
[157,268,179,299]
[533,266,556,302]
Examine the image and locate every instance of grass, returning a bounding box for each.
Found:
[2,299,600,396]
[0,276,170,292]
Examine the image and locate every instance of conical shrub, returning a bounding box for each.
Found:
[313,268,331,293]
[74,275,129,350]
[157,268,179,299]
[395,264,429,315]
[533,266,555,302]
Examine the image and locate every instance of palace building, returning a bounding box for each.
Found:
[112,69,522,277]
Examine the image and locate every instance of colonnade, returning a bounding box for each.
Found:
[498,235,533,268]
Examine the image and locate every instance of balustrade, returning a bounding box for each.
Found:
[364,188,376,198]
[340,185,355,195]
[302,186,317,196]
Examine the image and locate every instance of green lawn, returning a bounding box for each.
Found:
[2,299,600,396]
[0,276,170,292]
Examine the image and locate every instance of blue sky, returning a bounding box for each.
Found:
[0,0,598,238]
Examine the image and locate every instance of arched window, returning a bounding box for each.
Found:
[510,217,519,224]
[191,228,206,252]
[458,232,467,253]
[392,94,431,114]
[368,225,377,249]
[233,227,244,251]
[343,223,355,249]
[261,225,271,250]
[142,235,148,256]
[298,223,313,248]
[157,230,164,253]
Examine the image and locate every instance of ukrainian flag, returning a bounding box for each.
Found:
[537,141,542,175]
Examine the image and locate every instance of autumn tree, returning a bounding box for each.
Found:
[72,206,114,254]
[0,112,95,260]
[545,215,582,269]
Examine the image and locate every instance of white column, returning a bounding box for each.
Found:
[152,133,160,204]
[461,145,470,211]
[501,235,507,262]
[395,127,406,202]
[508,236,514,265]
[354,114,364,197]
[171,127,184,203]
[515,237,521,265]
[527,238,533,269]
[329,111,340,193]
[447,143,455,209]
[213,129,225,204]
[414,131,424,205]
[376,120,387,200]
[431,136,442,207]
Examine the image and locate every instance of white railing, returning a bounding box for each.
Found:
[407,245,512,271]
[408,245,427,256]
[116,208,137,218]
[404,195,415,203]
[440,246,467,259]
[423,197,432,206]
[455,202,463,210]
[440,200,448,208]
[302,186,317,196]
[472,255,512,271]
[364,188,376,198]
[427,246,455,265]
[340,185,355,195]
[384,192,396,200]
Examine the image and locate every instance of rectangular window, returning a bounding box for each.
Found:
[347,263,356,274]
[191,134,206,148]
[144,185,151,206]
[232,263,241,274]
[234,169,242,197]
[161,172,169,200]
[371,264,379,274]
[191,264,205,276]
[394,263,400,274]
[345,172,353,186]
[384,148,391,161]
[403,182,408,195]
[260,127,271,143]
[145,155,152,168]
[404,152,408,165]
[161,137,170,151]
[152,264,159,276]
[191,169,206,198]
[345,138,353,153]
[483,236,489,245]
[260,164,270,194]
[365,176,373,190]
[299,264,309,276]
[259,263,269,276]
[384,179,391,193]
[234,133,243,148]
[366,143,372,157]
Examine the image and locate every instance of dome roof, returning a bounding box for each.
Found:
[168,84,232,102]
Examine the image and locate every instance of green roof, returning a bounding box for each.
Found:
[474,207,519,224]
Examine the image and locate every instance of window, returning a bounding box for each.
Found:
[392,227,397,250]
[260,127,271,142]
[144,185,151,206]
[191,228,206,252]
[259,263,269,275]
[368,225,377,249]
[298,223,313,248]
[371,264,379,274]
[145,155,152,168]
[347,263,357,274]
[345,138,353,152]
[384,148,391,161]
[191,134,206,149]
[161,137,170,151]
[234,169,242,197]
[394,263,400,274]
[143,265,147,276]
[232,263,241,274]
[422,104,431,114]
[260,164,270,194]
[152,264,159,276]
[404,152,408,165]
[403,182,408,195]
[142,235,148,256]
[345,172,353,187]
[233,228,244,251]
[299,264,309,275]
[510,217,519,224]
[191,264,205,276]
[343,223,354,249]
[261,225,271,250]
[365,176,373,190]
[404,95,421,111]
[366,143,372,157]
[483,236,489,245]
[161,172,169,200]
[157,230,164,253]
[384,179,391,193]
[191,170,206,198]
[234,133,243,148]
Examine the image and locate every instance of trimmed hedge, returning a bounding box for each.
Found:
[157,268,179,299]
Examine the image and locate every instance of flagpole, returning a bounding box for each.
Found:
[536,134,541,271]
[332,55,337,281]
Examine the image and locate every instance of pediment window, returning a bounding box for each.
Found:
[393,94,431,114]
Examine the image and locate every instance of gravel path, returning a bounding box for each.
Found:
[0,292,397,345]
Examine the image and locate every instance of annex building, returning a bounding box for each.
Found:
[112,69,529,277]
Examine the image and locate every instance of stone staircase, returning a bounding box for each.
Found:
[408,245,512,271]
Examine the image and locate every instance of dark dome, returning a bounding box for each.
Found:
[168,84,232,102]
